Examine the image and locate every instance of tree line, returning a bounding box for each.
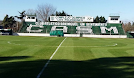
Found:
[2,15,16,29]
[122,22,134,32]
[0,11,26,32]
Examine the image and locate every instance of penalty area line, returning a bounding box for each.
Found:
[37,37,67,78]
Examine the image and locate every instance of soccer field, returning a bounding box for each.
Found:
[0,36,134,78]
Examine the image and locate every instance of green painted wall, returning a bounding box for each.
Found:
[20,22,125,35]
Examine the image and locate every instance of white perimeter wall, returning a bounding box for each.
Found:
[13,33,127,38]
[83,34,127,38]
[13,33,50,36]
[64,34,80,37]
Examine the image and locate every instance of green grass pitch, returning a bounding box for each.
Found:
[0,36,134,78]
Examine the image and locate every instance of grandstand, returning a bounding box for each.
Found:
[17,15,127,38]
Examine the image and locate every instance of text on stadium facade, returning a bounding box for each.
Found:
[50,16,94,22]
[35,22,107,26]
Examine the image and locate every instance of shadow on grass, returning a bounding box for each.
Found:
[0,56,30,61]
[0,56,134,78]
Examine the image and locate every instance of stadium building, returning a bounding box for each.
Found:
[17,14,127,38]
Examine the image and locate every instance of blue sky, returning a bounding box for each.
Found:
[0,0,134,23]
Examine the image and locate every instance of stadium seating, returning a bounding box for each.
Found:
[100,27,118,34]
[20,22,125,36]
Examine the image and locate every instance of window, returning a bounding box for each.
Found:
[31,17,35,19]
[111,18,118,20]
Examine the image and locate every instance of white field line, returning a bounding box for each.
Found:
[7,41,117,47]
[61,43,118,47]
[37,37,67,78]
[7,41,11,44]
[7,41,59,47]
[106,43,118,46]
[7,41,21,45]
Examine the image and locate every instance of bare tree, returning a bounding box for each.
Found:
[36,4,56,22]
[26,9,36,15]
[15,11,26,22]
[122,22,133,32]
